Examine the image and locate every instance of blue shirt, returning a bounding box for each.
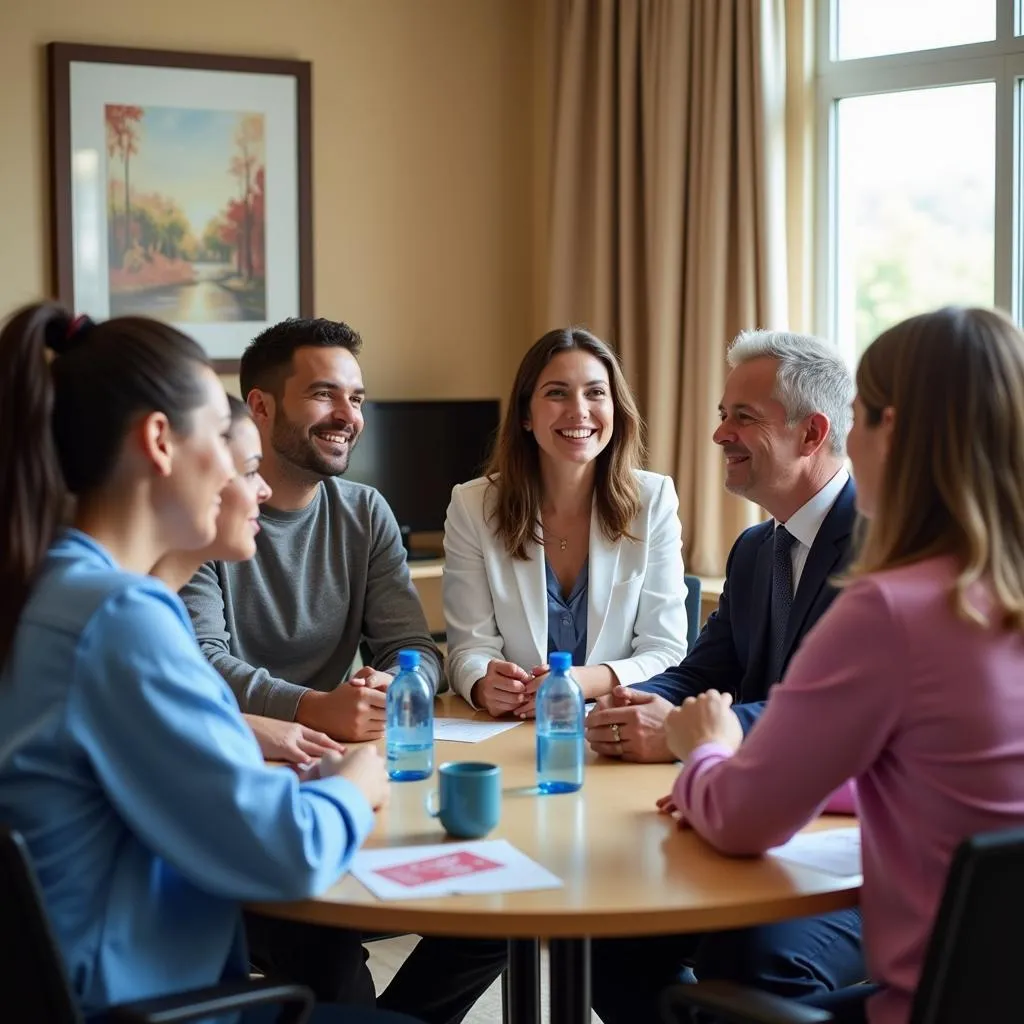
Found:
[545,558,589,665]
[0,531,374,1018]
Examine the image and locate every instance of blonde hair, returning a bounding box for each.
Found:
[486,327,645,560]
[849,306,1024,630]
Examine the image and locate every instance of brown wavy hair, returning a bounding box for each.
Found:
[849,306,1024,630]
[485,327,645,559]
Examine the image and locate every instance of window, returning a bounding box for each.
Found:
[816,0,1024,360]
[834,0,996,61]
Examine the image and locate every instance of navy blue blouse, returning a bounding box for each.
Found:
[545,558,589,665]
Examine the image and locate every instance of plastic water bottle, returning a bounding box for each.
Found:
[536,650,584,794]
[386,650,434,781]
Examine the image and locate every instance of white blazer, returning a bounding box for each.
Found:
[442,470,689,705]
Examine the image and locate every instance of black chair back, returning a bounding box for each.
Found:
[0,825,82,1022]
[911,825,1024,1024]
[660,826,1024,1024]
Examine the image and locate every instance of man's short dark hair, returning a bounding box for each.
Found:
[239,317,363,399]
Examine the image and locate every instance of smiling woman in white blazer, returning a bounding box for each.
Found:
[443,327,689,716]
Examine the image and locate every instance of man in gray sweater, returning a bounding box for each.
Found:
[183,318,505,1023]
[183,320,443,739]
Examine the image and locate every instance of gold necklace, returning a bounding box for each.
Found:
[543,525,569,551]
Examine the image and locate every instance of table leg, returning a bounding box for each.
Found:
[504,938,540,1024]
[549,937,591,1024]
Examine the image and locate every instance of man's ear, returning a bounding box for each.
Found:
[800,411,831,457]
[137,411,174,478]
[248,388,275,427]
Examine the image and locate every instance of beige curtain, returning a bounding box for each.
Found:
[545,0,813,576]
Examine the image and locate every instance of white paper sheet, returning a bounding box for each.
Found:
[768,827,862,879]
[433,718,522,743]
[351,839,564,900]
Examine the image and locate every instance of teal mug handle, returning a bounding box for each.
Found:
[425,790,441,818]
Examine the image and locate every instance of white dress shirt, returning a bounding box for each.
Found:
[776,468,850,595]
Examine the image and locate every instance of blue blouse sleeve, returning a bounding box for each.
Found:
[67,582,374,902]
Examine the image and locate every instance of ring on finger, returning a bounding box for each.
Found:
[611,723,622,743]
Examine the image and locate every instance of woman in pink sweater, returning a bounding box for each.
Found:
[664,306,1024,1024]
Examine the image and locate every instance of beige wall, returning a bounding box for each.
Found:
[0,0,539,400]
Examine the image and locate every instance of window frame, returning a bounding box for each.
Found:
[814,0,1024,360]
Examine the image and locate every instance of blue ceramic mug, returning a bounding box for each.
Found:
[426,762,502,839]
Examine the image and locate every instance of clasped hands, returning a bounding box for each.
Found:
[584,686,677,762]
[296,665,394,742]
[585,686,743,766]
[471,660,550,718]
[250,667,394,762]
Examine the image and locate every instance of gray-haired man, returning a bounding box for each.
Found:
[585,330,863,1024]
[586,328,856,761]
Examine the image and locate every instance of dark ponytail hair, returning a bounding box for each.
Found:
[0,301,213,663]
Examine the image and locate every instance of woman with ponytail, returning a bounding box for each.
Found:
[0,303,405,1023]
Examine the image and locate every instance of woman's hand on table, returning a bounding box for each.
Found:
[470,660,533,717]
[311,747,390,812]
[655,792,691,829]
[244,714,346,765]
[664,690,743,762]
[656,793,678,815]
[511,665,549,719]
[519,664,618,720]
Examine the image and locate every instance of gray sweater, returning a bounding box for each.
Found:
[181,478,444,720]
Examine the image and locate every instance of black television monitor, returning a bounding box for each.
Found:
[345,399,501,544]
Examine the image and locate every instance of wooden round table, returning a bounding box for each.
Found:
[251,695,860,1023]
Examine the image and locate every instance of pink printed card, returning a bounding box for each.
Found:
[352,839,563,900]
[374,851,504,888]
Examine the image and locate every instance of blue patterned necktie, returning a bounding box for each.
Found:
[769,525,797,683]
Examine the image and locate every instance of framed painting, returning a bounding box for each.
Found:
[48,43,313,371]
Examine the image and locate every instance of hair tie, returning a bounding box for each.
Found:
[68,314,92,338]
[46,312,96,355]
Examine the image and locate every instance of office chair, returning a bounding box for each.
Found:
[684,574,702,651]
[0,825,313,1023]
[660,825,1024,1024]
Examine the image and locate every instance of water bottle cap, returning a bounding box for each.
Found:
[397,649,421,670]
[549,651,572,673]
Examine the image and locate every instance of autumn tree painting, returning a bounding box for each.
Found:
[104,105,267,322]
[231,114,264,282]
[105,105,143,264]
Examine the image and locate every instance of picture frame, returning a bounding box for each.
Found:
[48,42,313,371]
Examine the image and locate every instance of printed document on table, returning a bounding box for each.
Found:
[768,827,862,879]
[352,839,564,900]
[434,718,522,743]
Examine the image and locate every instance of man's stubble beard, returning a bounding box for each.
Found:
[270,414,357,479]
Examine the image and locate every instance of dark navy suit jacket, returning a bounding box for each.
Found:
[635,478,858,734]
